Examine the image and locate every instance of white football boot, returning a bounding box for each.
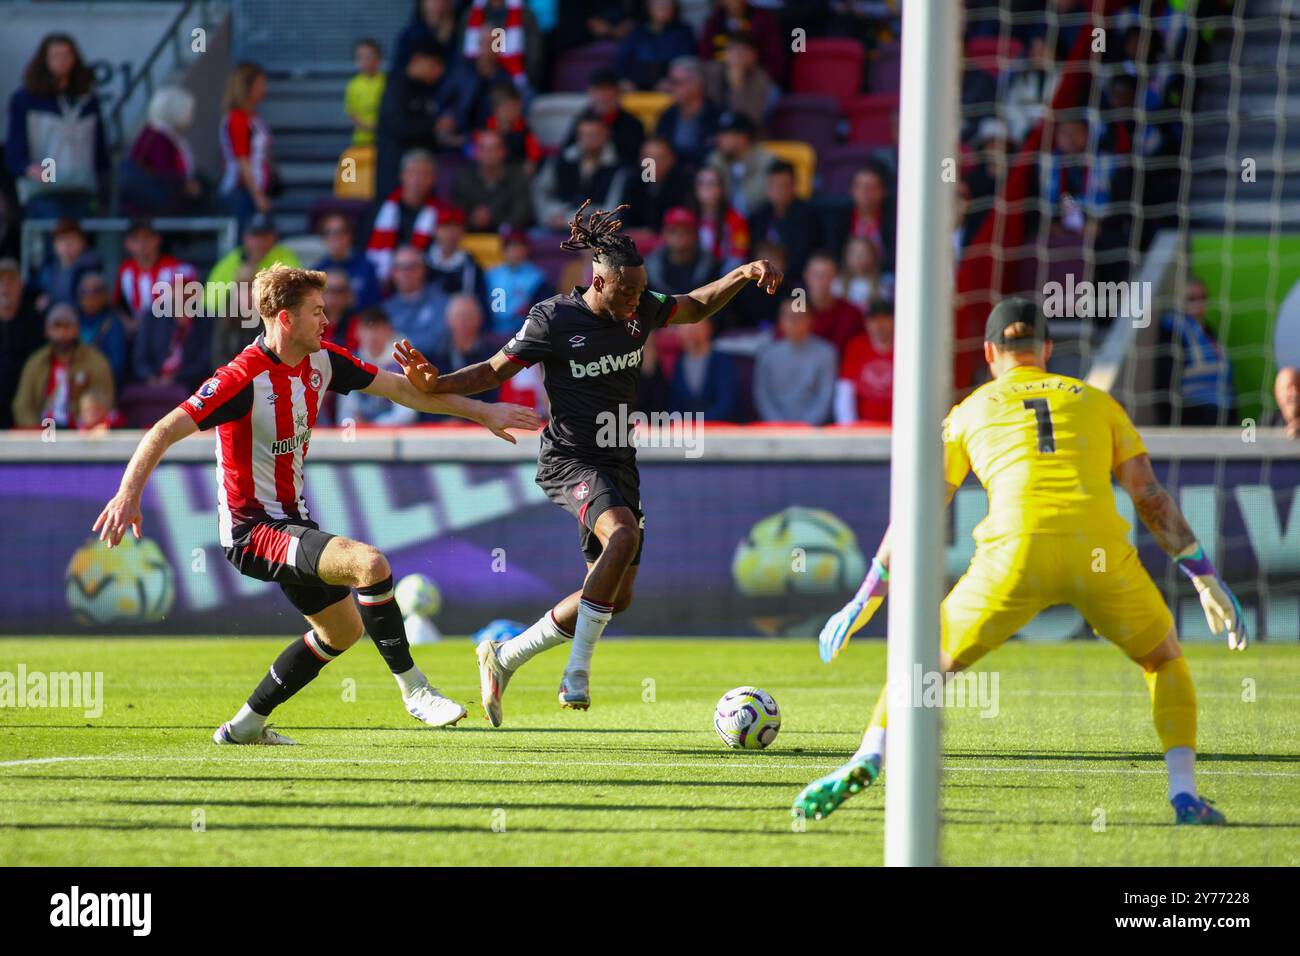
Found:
[476,640,514,727]
[213,722,298,746]
[404,684,468,727]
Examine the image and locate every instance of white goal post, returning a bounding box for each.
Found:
[885,0,957,867]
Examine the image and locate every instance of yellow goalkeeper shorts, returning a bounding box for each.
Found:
[941,533,1173,666]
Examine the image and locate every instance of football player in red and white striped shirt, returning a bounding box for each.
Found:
[94,265,540,744]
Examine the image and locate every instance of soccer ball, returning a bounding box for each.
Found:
[65,535,174,627]
[395,573,441,619]
[732,506,866,596]
[713,686,781,750]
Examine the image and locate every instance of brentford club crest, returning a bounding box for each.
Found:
[308,369,323,391]
[625,318,641,337]
[573,481,590,501]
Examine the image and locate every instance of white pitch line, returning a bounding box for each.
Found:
[1,753,1298,778]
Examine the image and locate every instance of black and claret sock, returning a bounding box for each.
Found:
[245,630,344,718]
[357,576,427,695]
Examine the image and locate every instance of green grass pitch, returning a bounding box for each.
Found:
[1,637,1296,866]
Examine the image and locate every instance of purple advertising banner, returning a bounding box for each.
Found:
[2,457,1297,639]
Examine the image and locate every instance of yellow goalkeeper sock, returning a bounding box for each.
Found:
[1143,656,1197,752]
[854,686,890,760]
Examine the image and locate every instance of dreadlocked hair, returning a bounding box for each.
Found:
[560,199,643,267]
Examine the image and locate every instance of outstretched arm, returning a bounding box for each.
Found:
[93,408,198,547]
[362,368,541,442]
[818,483,959,662]
[1113,453,1197,555]
[393,340,523,396]
[670,259,783,325]
[1115,453,1246,649]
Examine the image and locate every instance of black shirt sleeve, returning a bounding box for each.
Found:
[642,289,677,330]
[323,342,378,394]
[500,305,553,367]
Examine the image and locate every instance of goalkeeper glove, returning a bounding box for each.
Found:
[819,557,889,663]
[1175,544,1248,651]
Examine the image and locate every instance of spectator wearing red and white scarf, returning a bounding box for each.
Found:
[459,0,542,91]
[366,150,451,283]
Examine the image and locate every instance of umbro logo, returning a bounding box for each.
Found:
[569,335,586,348]
[266,392,278,403]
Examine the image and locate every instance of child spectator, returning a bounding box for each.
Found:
[76,388,124,432]
[75,272,128,384]
[483,230,548,335]
[345,38,386,146]
[35,218,101,311]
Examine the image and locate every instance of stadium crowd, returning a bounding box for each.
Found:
[0,0,1294,434]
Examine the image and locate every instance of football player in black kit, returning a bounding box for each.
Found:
[393,200,782,724]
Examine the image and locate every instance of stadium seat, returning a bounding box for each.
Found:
[844,94,899,147]
[307,198,370,235]
[552,41,619,92]
[333,145,375,201]
[435,151,468,203]
[869,42,902,93]
[527,93,588,149]
[766,94,841,155]
[791,38,864,108]
[118,383,190,429]
[620,90,673,135]
[531,244,571,289]
[819,144,877,194]
[965,35,1025,76]
[761,140,816,198]
[461,232,504,270]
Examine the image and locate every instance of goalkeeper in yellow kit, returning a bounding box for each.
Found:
[793,297,1246,826]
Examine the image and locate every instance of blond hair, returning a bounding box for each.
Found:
[253,263,326,323]
[222,62,265,113]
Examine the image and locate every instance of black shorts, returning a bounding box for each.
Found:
[536,458,645,565]
[224,518,352,617]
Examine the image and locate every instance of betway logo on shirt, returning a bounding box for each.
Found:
[570,347,644,379]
